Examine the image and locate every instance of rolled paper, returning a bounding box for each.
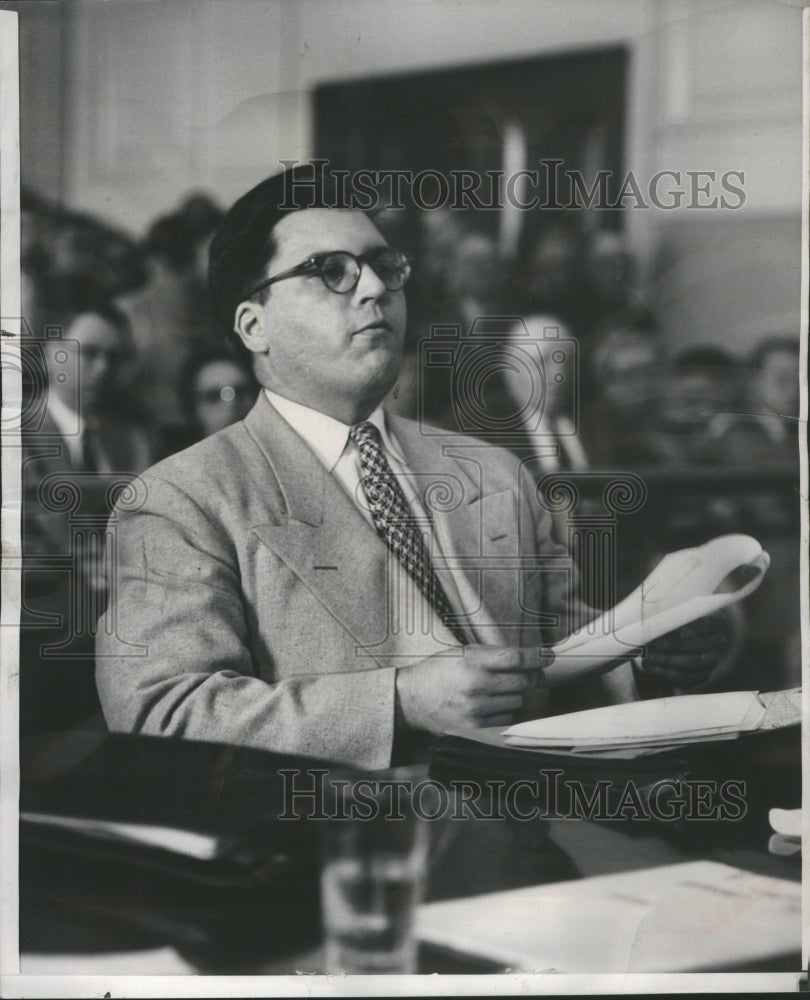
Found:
[544,534,769,688]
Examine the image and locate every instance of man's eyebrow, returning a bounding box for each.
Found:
[299,243,391,257]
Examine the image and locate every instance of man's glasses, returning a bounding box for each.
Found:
[244,248,412,299]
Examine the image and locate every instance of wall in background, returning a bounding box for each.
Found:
[9,0,804,354]
[10,0,64,202]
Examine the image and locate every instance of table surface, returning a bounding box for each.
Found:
[17,726,803,977]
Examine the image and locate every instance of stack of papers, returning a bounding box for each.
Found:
[769,808,802,856]
[416,861,801,972]
[503,688,801,754]
[20,811,223,861]
[545,534,769,687]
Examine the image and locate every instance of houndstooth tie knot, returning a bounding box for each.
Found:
[349,421,467,645]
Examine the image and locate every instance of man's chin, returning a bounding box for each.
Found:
[351,358,402,410]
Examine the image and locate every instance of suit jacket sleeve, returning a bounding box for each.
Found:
[95,474,398,770]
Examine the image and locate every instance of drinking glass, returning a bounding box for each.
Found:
[320,768,430,974]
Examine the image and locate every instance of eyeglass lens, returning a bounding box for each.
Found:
[321,250,410,292]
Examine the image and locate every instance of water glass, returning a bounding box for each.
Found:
[320,769,430,974]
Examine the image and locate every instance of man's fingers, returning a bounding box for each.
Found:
[465,645,554,673]
[519,646,555,671]
[469,669,534,695]
[472,693,524,718]
[476,714,515,729]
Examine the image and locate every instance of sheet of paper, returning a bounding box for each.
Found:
[504,690,763,747]
[416,861,801,973]
[439,726,676,760]
[545,534,769,687]
[20,947,198,976]
[769,808,802,838]
[20,811,223,861]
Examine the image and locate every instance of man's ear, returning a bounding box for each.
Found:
[233,300,270,354]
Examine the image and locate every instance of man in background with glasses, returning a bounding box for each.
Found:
[95,166,729,768]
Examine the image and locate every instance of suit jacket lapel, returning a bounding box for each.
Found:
[24,411,76,474]
[242,398,525,647]
[244,395,393,654]
[389,417,520,638]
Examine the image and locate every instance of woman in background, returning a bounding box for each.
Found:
[173,350,258,452]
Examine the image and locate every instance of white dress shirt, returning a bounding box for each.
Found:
[531,414,589,473]
[46,393,85,468]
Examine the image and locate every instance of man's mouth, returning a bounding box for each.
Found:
[353,319,392,335]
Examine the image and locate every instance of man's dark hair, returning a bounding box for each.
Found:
[36,274,131,342]
[208,164,336,337]
[145,213,196,273]
[179,193,225,240]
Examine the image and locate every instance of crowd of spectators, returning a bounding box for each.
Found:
[17,186,802,733]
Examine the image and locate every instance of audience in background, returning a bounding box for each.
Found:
[24,275,153,559]
[518,216,582,326]
[416,207,466,313]
[658,346,741,462]
[118,194,224,453]
[500,314,588,473]
[697,337,801,689]
[579,229,636,325]
[702,337,800,466]
[21,190,146,300]
[444,231,505,331]
[21,276,153,736]
[175,350,258,451]
[580,311,680,468]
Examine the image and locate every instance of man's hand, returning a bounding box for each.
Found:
[636,608,740,694]
[395,645,553,734]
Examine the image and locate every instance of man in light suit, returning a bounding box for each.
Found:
[96,167,727,768]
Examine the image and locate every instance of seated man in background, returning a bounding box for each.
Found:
[118,199,224,454]
[657,346,741,463]
[22,277,153,735]
[702,336,800,466]
[24,276,153,562]
[698,336,801,689]
[95,166,730,769]
[580,313,683,469]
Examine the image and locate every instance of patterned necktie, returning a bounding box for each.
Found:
[349,421,467,645]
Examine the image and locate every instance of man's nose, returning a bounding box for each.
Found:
[353,260,388,302]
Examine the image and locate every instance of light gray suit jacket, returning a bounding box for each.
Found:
[96,393,578,768]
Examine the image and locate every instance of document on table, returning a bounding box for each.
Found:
[21,948,198,976]
[768,808,802,856]
[416,861,801,973]
[20,811,223,861]
[544,533,769,687]
[503,687,801,752]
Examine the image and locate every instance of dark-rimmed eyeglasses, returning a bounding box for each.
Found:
[244,248,412,299]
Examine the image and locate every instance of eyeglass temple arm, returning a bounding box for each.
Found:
[243,259,320,300]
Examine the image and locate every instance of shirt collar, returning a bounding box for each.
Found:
[264,389,405,471]
[47,391,83,438]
